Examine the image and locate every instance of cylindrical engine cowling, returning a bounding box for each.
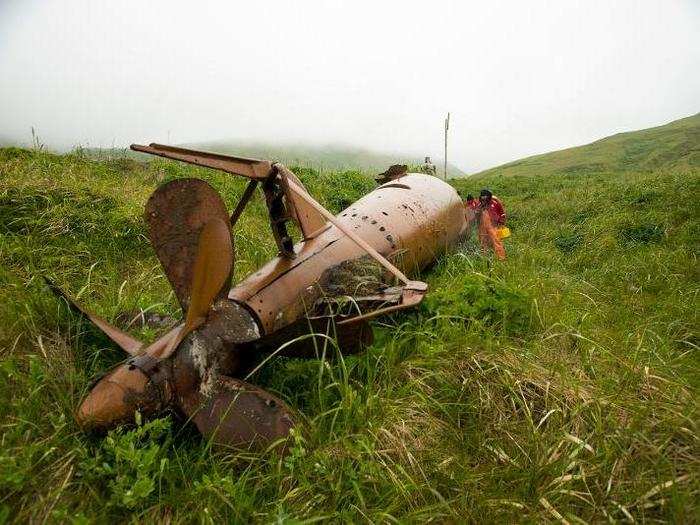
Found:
[230,174,466,333]
[337,174,466,273]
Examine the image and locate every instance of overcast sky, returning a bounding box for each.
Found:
[1,1,698,172]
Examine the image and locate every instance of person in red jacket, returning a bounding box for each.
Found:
[479,189,506,225]
[465,193,480,212]
[477,189,506,260]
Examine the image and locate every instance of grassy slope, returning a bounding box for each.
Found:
[474,113,700,179]
[0,115,698,523]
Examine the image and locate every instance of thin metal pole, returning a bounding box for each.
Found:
[444,112,450,181]
[230,180,258,227]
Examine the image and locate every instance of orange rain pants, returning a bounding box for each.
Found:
[478,210,506,260]
[464,207,476,240]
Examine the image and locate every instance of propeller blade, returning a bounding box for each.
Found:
[153,217,234,359]
[145,178,231,313]
[180,376,295,451]
[185,218,234,331]
[43,277,143,356]
[143,324,182,357]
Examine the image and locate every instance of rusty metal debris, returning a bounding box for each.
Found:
[50,143,467,452]
[375,164,408,184]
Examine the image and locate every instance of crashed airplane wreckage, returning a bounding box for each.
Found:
[52,143,467,450]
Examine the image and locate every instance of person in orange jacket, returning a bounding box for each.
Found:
[477,189,506,260]
[464,193,479,239]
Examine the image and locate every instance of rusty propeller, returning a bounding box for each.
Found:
[58,178,297,451]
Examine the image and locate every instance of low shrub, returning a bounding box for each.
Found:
[618,222,664,245]
[554,230,584,253]
[424,266,531,335]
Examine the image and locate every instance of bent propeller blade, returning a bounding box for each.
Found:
[43,277,144,356]
[185,218,234,328]
[179,376,295,452]
[155,217,234,359]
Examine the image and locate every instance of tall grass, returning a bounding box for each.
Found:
[0,147,697,522]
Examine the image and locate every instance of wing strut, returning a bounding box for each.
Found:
[283,176,411,284]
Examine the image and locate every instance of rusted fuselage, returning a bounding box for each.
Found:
[230,173,466,335]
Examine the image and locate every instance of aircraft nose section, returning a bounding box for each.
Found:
[77,363,154,430]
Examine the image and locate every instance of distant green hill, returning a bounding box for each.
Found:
[185,140,466,178]
[472,113,700,179]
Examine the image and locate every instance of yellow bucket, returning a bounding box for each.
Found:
[497,226,511,239]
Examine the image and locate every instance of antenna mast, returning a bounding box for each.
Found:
[443,112,450,181]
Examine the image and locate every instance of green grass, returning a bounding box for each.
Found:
[1,120,698,523]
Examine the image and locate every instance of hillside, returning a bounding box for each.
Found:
[473,113,700,179]
[185,140,467,178]
[0,143,698,522]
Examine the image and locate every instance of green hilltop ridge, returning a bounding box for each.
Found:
[472,113,700,179]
